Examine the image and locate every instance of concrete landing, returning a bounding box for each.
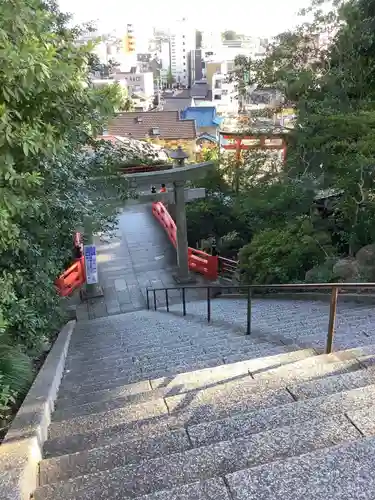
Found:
[76,204,177,320]
[76,204,205,320]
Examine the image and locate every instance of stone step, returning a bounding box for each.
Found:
[54,350,362,438]
[35,415,358,498]
[53,349,292,421]
[40,428,191,486]
[44,416,172,458]
[45,384,292,458]
[50,374,294,439]
[187,381,375,447]
[62,342,288,387]
[58,348,349,420]
[61,351,225,387]
[55,379,153,412]
[44,375,375,459]
[57,356,227,398]
[66,340,194,364]
[225,436,375,500]
[55,354,277,413]
[152,353,359,398]
[48,398,169,441]
[289,365,375,400]
[131,478,231,500]
[65,341,200,370]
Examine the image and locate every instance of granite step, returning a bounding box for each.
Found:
[40,428,191,485]
[45,385,293,458]
[61,351,225,386]
[62,343,288,386]
[49,380,293,441]
[289,365,375,400]
[150,348,317,393]
[186,382,375,447]
[55,354,280,413]
[57,356,227,397]
[57,349,358,420]
[48,398,169,441]
[45,376,375,459]
[225,436,375,500]
[65,340,195,366]
[54,350,289,420]
[55,351,363,430]
[44,416,172,458]
[131,478,231,500]
[35,415,358,498]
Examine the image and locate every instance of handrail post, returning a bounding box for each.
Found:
[246,287,252,335]
[153,289,157,311]
[146,289,150,310]
[165,289,169,312]
[207,287,211,323]
[182,288,186,316]
[326,286,338,354]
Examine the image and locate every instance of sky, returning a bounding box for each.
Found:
[58,0,312,38]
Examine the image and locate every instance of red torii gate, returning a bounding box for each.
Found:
[220,131,288,163]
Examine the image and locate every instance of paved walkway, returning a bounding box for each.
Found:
[76,203,207,320]
[77,203,180,320]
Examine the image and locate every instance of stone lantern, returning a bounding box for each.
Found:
[169,146,189,168]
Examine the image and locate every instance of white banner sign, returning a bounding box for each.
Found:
[84,245,98,284]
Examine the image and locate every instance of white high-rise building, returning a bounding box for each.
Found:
[170,18,195,86]
[201,30,222,51]
[160,41,171,85]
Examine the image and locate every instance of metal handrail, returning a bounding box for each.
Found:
[146,283,375,354]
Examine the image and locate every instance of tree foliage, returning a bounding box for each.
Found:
[191,0,375,285]
[0,0,155,422]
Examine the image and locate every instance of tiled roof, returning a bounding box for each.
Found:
[108,111,196,140]
[162,98,192,111]
[180,106,224,128]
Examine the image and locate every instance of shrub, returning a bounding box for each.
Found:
[239,217,334,284]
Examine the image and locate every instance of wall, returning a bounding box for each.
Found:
[205,61,224,90]
[112,72,154,97]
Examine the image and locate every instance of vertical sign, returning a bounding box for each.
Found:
[84,245,98,284]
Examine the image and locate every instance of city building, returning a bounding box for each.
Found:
[169,18,196,86]
[112,72,154,98]
[201,30,222,51]
[180,106,223,144]
[108,111,197,157]
[212,71,238,113]
[159,41,171,85]
[189,49,204,85]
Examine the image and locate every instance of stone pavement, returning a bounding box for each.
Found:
[76,203,204,320]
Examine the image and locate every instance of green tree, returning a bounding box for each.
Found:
[222,30,238,41]
[0,0,150,421]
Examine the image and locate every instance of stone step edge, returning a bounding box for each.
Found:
[36,413,359,495]
[55,347,313,408]
[43,376,375,463]
[55,346,371,416]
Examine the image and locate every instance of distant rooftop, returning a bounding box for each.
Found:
[108,111,196,140]
[180,106,223,128]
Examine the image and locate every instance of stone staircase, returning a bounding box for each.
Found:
[32,301,375,499]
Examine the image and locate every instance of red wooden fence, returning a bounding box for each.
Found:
[55,232,86,297]
[152,201,218,280]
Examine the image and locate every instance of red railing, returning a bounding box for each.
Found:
[120,164,173,174]
[188,248,218,280]
[55,256,85,297]
[152,201,219,280]
[55,232,86,297]
[152,201,176,247]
